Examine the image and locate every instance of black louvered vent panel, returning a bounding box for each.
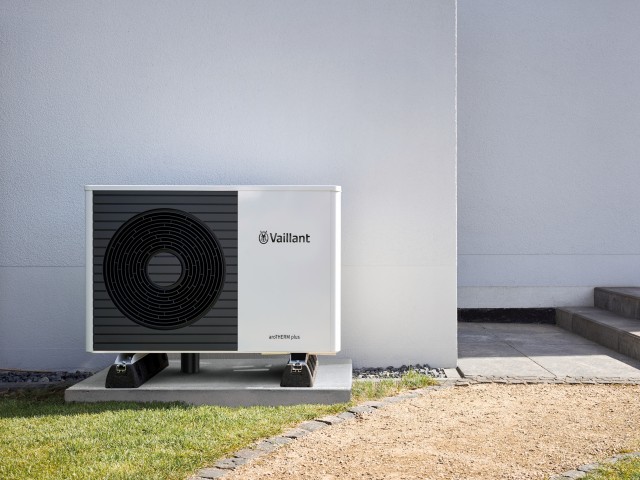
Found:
[93,191,238,351]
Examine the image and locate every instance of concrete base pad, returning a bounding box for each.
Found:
[65,356,352,406]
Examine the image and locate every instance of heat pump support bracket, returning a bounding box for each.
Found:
[105,353,169,388]
[181,353,200,374]
[281,353,318,387]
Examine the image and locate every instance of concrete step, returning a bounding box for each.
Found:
[594,287,640,320]
[556,306,640,362]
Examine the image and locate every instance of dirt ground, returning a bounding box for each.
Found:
[224,384,640,480]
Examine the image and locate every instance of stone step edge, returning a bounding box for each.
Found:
[557,307,640,338]
[188,382,453,480]
[595,287,640,301]
[595,287,640,320]
[557,307,640,362]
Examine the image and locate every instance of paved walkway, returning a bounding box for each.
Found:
[458,322,640,380]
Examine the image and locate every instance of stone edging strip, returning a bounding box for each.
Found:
[549,452,640,479]
[187,383,453,479]
[454,375,640,386]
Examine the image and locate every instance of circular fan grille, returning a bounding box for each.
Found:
[103,208,225,329]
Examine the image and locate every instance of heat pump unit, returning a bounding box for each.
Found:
[86,185,340,387]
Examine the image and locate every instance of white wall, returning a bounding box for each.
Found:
[0,1,457,370]
[458,0,640,308]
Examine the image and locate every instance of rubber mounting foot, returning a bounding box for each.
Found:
[281,353,318,387]
[105,353,169,388]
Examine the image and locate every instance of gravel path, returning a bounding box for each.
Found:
[352,364,445,380]
[0,370,91,384]
[222,384,640,480]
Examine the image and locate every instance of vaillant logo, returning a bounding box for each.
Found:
[258,230,311,244]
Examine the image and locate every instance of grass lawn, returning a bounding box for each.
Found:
[0,371,434,480]
[583,458,640,480]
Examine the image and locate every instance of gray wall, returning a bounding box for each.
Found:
[458,0,640,307]
[0,1,457,370]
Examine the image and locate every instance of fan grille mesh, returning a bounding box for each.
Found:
[103,208,225,329]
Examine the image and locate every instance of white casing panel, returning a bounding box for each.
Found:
[85,185,341,354]
[238,189,339,353]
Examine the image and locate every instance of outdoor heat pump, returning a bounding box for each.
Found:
[86,185,341,388]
